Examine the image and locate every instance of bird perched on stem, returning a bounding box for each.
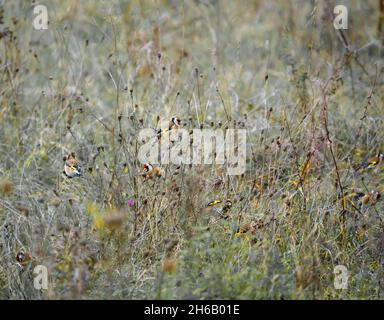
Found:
[235,219,265,236]
[157,116,181,137]
[356,190,381,206]
[16,249,32,267]
[360,152,383,171]
[206,199,232,219]
[339,190,381,209]
[63,152,82,178]
[141,163,161,180]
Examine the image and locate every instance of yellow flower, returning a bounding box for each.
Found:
[290,179,301,188]
[354,148,363,161]
[92,213,105,230]
[86,202,97,215]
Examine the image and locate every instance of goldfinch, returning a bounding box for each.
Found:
[362,152,384,170]
[16,250,32,267]
[206,199,232,219]
[157,116,181,137]
[340,190,381,208]
[235,219,265,236]
[141,163,161,179]
[63,152,82,178]
[170,116,181,128]
[355,190,381,206]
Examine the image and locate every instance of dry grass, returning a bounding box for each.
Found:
[1,0,384,299]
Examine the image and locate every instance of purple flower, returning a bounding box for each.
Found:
[128,198,135,207]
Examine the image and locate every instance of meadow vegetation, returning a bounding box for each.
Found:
[0,0,384,299]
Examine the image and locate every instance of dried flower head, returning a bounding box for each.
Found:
[0,178,13,196]
[103,209,125,231]
[162,258,177,274]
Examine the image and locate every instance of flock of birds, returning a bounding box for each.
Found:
[342,152,383,208]
[62,116,383,236]
[63,116,182,179]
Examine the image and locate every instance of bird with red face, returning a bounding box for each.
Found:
[63,152,82,178]
[141,163,161,180]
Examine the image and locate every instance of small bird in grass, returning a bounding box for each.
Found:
[235,219,265,236]
[355,190,381,206]
[340,190,381,208]
[16,250,32,267]
[206,199,232,219]
[361,152,384,170]
[157,116,181,137]
[141,163,161,179]
[63,152,82,178]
